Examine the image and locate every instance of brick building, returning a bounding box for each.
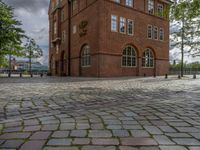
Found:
[49,0,172,77]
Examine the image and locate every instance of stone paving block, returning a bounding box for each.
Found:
[123,125,142,130]
[76,123,90,129]
[175,127,199,133]
[88,130,112,138]
[172,138,200,145]
[42,125,59,131]
[188,146,200,150]
[52,131,69,138]
[73,138,90,145]
[107,125,122,130]
[159,146,188,150]
[91,123,104,129]
[60,123,75,130]
[92,138,119,145]
[140,146,160,150]
[120,138,158,146]
[1,140,24,149]
[70,130,87,137]
[23,125,41,132]
[112,130,129,137]
[153,135,175,145]
[20,140,46,150]
[119,146,139,150]
[144,126,163,135]
[0,132,31,139]
[30,131,51,140]
[130,130,150,137]
[43,147,79,150]
[47,138,72,146]
[82,146,116,150]
[190,133,200,139]
[158,126,177,133]
[3,127,23,133]
[165,133,191,138]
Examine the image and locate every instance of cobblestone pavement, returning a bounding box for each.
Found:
[0,76,200,150]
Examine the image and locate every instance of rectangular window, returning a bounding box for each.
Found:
[147,25,152,39]
[127,19,134,35]
[54,22,57,35]
[113,0,120,3]
[73,25,77,34]
[126,0,133,7]
[157,3,164,17]
[62,30,65,43]
[160,28,164,41]
[111,15,118,32]
[154,26,158,40]
[120,17,126,34]
[72,0,78,11]
[148,0,154,15]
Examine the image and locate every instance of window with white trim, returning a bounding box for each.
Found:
[157,3,164,17]
[113,0,120,3]
[120,17,126,33]
[127,19,134,35]
[160,28,164,41]
[72,0,78,11]
[142,48,154,67]
[148,0,154,15]
[122,46,137,67]
[154,26,158,40]
[81,45,91,67]
[147,25,153,39]
[126,0,133,7]
[111,15,118,32]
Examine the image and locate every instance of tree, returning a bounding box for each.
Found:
[0,0,25,56]
[170,0,200,77]
[23,38,43,74]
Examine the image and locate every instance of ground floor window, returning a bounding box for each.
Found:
[142,48,154,67]
[81,45,91,67]
[122,46,137,67]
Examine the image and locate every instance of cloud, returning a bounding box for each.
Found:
[3,0,49,14]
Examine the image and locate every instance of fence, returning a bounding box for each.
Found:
[169,68,200,75]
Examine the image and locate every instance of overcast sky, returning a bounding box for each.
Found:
[2,0,200,65]
[3,0,50,65]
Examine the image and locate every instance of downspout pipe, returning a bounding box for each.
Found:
[68,0,71,76]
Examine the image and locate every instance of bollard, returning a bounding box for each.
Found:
[8,73,11,78]
[30,74,33,78]
[144,73,146,77]
[165,74,168,79]
[40,73,43,78]
[154,73,156,78]
[20,73,22,78]
[178,75,181,79]
[193,74,196,79]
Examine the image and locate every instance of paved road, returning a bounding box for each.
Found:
[0,76,200,150]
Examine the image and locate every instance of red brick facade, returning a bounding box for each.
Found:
[49,0,171,77]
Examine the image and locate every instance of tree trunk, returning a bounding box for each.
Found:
[181,14,185,77]
[29,56,32,75]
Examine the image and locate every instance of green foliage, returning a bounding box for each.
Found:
[170,0,200,56]
[0,56,8,68]
[0,0,25,56]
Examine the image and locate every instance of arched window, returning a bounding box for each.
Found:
[81,45,91,67]
[142,48,154,67]
[122,46,137,67]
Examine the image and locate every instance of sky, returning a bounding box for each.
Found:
[2,0,200,65]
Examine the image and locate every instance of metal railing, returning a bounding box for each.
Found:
[169,68,200,75]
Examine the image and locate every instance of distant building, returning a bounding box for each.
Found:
[49,0,171,77]
[11,59,48,71]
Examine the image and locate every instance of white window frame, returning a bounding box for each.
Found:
[142,48,154,68]
[111,15,118,32]
[120,17,126,34]
[81,45,91,67]
[154,26,158,40]
[148,0,154,15]
[126,0,133,7]
[127,19,134,36]
[159,28,164,41]
[157,3,164,17]
[147,25,153,39]
[122,46,137,67]
[113,0,120,3]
